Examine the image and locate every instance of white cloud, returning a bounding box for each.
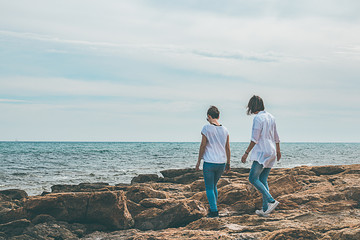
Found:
[1,1,360,141]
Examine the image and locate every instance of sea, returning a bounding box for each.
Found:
[0,142,359,196]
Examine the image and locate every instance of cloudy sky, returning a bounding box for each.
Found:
[1,0,359,142]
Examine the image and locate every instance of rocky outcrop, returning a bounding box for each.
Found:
[24,191,134,230]
[0,164,359,239]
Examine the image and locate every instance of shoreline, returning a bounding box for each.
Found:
[1,164,360,239]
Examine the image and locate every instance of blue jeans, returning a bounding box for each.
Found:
[203,162,225,212]
[249,161,275,211]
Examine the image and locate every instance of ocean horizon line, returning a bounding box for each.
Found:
[1,141,359,144]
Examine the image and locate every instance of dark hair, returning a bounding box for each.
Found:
[207,106,220,119]
[247,95,265,115]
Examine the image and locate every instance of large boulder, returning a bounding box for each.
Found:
[24,191,134,230]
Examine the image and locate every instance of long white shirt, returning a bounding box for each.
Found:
[201,124,229,164]
[249,111,280,168]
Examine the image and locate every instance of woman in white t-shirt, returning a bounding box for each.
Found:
[241,95,281,217]
[196,106,231,218]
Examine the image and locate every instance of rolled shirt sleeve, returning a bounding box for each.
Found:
[201,125,208,138]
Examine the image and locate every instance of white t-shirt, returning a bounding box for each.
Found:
[201,124,229,164]
[249,111,280,168]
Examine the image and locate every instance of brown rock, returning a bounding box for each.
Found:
[0,189,28,200]
[134,199,206,230]
[139,198,176,208]
[189,178,230,192]
[24,191,134,230]
[311,165,345,176]
[161,169,203,184]
[0,219,31,237]
[324,226,360,240]
[229,200,256,214]
[86,191,134,230]
[269,175,303,198]
[126,200,146,217]
[160,168,197,178]
[51,182,110,193]
[23,221,83,240]
[126,185,168,203]
[0,207,27,225]
[31,214,56,224]
[265,228,319,239]
[218,183,250,204]
[131,174,161,184]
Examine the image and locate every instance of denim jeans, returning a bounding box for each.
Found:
[249,161,275,211]
[203,161,225,212]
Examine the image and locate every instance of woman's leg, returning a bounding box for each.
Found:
[213,163,225,202]
[259,167,271,211]
[203,162,217,212]
[249,161,275,211]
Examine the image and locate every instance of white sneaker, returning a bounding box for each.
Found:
[264,200,279,214]
[255,209,269,217]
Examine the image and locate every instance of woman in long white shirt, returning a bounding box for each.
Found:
[241,95,281,217]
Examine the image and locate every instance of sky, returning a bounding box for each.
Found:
[0,0,360,142]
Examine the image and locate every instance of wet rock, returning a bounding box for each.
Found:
[131,174,161,184]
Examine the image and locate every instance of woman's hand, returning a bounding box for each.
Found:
[277,151,282,161]
[225,163,230,173]
[241,153,248,163]
[195,161,201,171]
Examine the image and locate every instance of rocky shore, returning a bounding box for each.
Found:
[1,164,360,239]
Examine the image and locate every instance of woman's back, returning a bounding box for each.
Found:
[202,124,228,164]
